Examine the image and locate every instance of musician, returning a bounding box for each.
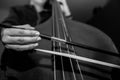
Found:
[0,0,72,80]
[0,0,119,80]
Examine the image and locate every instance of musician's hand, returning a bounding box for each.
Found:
[57,0,71,17]
[1,24,41,51]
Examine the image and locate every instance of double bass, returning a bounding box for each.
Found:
[0,0,120,80]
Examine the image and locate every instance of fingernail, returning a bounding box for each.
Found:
[35,32,40,36]
[37,37,41,41]
[34,43,38,46]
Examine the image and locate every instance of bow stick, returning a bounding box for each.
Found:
[0,23,120,57]
[40,34,120,57]
[1,23,120,68]
[35,48,120,69]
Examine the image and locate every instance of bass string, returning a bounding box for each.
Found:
[62,28,77,80]
[53,0,84,80]
[61,15,85,80]
[52,1,66,80]
[60,15,85,80]
[55,1,85,80]
[57,7,77,80]
[54,2,66,80]
[35,0,85,79]
[61,23,84,80]
[52,1,69,80]
[35,1,57,80]
[52,2,57,80]
[54,2,72,80]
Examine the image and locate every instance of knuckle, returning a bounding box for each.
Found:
[17,38,25,44]
[19,30,25,35]
[2,28,9,35]
[2,36,8,43]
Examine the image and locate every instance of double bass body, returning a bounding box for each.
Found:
[0,0,119,80]
[35,16,118,80]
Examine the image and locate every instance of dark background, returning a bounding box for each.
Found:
[0,0,108,22]
[0,0,120,52]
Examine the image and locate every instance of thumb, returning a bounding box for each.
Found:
[13,24,35,30]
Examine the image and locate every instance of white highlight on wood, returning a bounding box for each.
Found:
[35,48,120,69]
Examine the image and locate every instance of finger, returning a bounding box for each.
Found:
[13,24,35,30]
[2,36,41,44]
[5,43,38,51]
[3,28,40,36]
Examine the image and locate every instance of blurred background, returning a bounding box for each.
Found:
[0,0,120,52]
[0,0,108,22]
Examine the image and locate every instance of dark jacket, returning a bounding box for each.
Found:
[0,5,119,80]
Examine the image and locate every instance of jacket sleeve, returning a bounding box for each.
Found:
[0,7,21,40]
[2,7,21,25]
